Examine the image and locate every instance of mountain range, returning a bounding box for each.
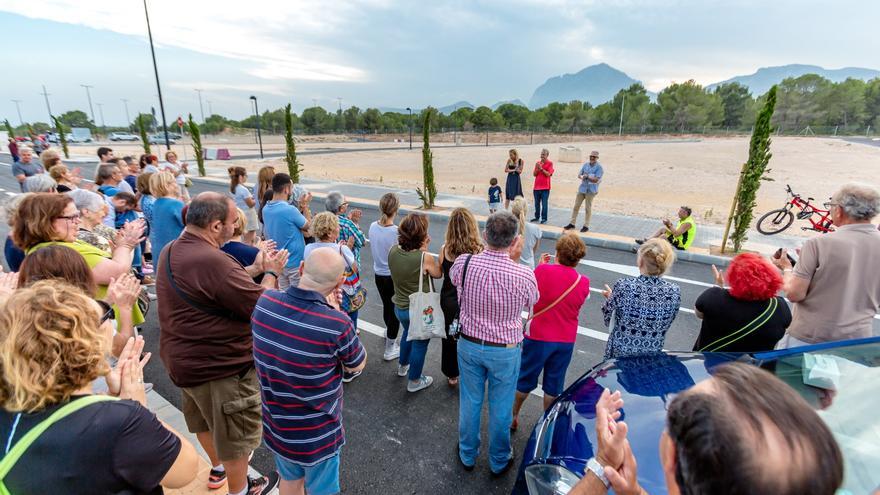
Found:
[381,63,879,114]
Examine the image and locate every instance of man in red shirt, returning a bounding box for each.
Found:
[532,148,554,224]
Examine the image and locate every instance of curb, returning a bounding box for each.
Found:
[190,175,733,267]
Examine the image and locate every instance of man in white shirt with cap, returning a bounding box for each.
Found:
[564,150,603,233]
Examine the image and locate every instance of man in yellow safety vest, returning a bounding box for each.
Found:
[636,206,697,250]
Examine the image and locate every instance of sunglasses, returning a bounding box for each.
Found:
[96,300,115,325]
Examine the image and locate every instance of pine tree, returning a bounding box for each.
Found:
[284,104,301,182]
[188,114,205,177]
[51,116,69,158]
[730,85,777,252]
[416,109,437,208]
[137,115,151,155]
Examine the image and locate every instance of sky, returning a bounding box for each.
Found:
[1,0,878,125]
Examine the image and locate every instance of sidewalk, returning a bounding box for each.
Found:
[196,169,806,265]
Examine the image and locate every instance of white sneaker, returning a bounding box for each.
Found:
[407,375,434,393]
[383,338,400,361]
[397,364,410,377]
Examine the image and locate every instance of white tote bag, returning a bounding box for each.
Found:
[406,253,446,341]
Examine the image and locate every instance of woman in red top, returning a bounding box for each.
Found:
[511,232,590,430]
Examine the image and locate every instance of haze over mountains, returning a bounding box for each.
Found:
[373,63,880,115]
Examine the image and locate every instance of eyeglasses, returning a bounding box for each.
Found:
[96,300,114,325]
[56,213,81,222]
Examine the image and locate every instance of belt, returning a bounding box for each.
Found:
[460,333,518,348]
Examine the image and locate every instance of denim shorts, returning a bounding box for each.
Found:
[274,453,340,495]
[516,339,574,396]
[489,202,502,210]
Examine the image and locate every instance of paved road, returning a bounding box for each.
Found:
[1,159,876,494]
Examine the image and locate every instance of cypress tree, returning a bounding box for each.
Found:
[3,119,14,138]
[416,109,437,208]
[188,113,205,177]
[284,104,301,182]
[730,85,777,252]
[137,115,151,155]
[51,116,69,158]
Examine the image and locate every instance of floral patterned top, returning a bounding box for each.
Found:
[77,225,116,255]
[601,275,681,359]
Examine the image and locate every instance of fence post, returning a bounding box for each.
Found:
[833,125,838,136]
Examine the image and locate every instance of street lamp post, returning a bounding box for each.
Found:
[96,103,106,134]
[206,100,213,117]
[195,88,205,123]
[40,85,53,123]
[250,96,264,159]
[143,0,171,151]
[406,107,412,150]
[11,99,23,126]
[121,99,131,130]
[80,84,96,125]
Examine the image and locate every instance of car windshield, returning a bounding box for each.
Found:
[757,341,880,494]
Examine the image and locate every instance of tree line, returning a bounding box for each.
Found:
[9,73,880,137]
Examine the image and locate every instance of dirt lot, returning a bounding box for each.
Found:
[67,134,880,228]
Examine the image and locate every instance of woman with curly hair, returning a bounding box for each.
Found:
[0,281,199,493]
[388,213,442,393]
[438,208,483,386]
[693,253,792,352]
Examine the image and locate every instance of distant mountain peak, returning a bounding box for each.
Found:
[491,99,527,110]
[707,64,880,95]
[529,64,641,108]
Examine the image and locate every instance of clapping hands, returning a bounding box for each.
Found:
[106,336,151,406]
[106,273,141,309]
[349,208,363,224]
[115,219,146,248]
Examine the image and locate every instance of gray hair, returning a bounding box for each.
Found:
[95,163,118,184]
[23,174,57,193]
[832,183,880,221]
[186,192,231,228]
[68,189,106,213]
[2,193,33,228]
[325,191,345,214]
[485,211,519,249]
[541,148,550,155]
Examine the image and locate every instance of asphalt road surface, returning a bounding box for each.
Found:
[1,157,876,494]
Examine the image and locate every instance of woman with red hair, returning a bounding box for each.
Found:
[693,253,791,352]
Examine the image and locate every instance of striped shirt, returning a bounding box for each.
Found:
[337,213,365,266]
[252,287,365,466]
[450,249,539,344]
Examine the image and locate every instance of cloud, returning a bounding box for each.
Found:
[0,0,369,82]
[166,81,288,97]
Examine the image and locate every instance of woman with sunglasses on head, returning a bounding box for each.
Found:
[11,193,146,327]
[0,281,199,494]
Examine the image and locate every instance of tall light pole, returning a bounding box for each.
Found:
[11,99,23,126]
[406,107,413,150]
[250,95,264,159]
[194,88,205,122]
[40,85,53,122]
[80,84,96,125]
[618,94,626,138]
[206,100,213,117]
[96,103,106,132]
[121,99,131,130]
[143,0,171,150]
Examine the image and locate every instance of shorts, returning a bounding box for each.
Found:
[180,367,262,460]
[275,453,341,495]
[665,234,686,251]
[516,339,574,397]
[279,265,302,290]
[489,202,502,211]
[244,207,259,232]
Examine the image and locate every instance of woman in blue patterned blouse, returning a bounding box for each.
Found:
[601,238,681,358]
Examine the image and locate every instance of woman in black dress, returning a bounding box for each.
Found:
[438,208,484,387]
[504,148,524,209]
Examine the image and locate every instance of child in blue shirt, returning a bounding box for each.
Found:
[488,177,502,213]
[112,192,145,279]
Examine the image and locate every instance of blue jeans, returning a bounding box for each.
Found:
[395,306,429,381]
[457,338,522,472]
[274,453,340,495]
[533,189,550,222]
[347,309,358,331]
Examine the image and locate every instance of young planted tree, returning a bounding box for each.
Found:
[188,113,206,177]
[51,116,69,158]
[3,119,14,138]
[284,103,302,182]
[137,115,151,155]
[725,85,778,252]
[416,108,437,209]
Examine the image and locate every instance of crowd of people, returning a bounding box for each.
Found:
[0,137,878,495]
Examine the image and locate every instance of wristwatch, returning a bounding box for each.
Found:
[586,457,610,489]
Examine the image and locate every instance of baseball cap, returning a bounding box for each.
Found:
[680,206,692,215]
[589,150,599,157]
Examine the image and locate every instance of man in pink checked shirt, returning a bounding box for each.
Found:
[450,211,539,476]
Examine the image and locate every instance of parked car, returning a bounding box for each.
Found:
[148,133,177,144]
[45,132,59,143]
[513,336,880,495]
[109,132,139,141]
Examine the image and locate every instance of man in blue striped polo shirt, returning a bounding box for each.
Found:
[252,247,366,495]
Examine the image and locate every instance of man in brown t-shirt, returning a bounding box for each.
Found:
[157,192,288,495]
[774,183,880,347]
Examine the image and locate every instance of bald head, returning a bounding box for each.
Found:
[299,247,345,294]
[186,192,232,228]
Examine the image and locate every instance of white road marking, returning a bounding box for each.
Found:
[579,259,714,288]
[4,192,14,196]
